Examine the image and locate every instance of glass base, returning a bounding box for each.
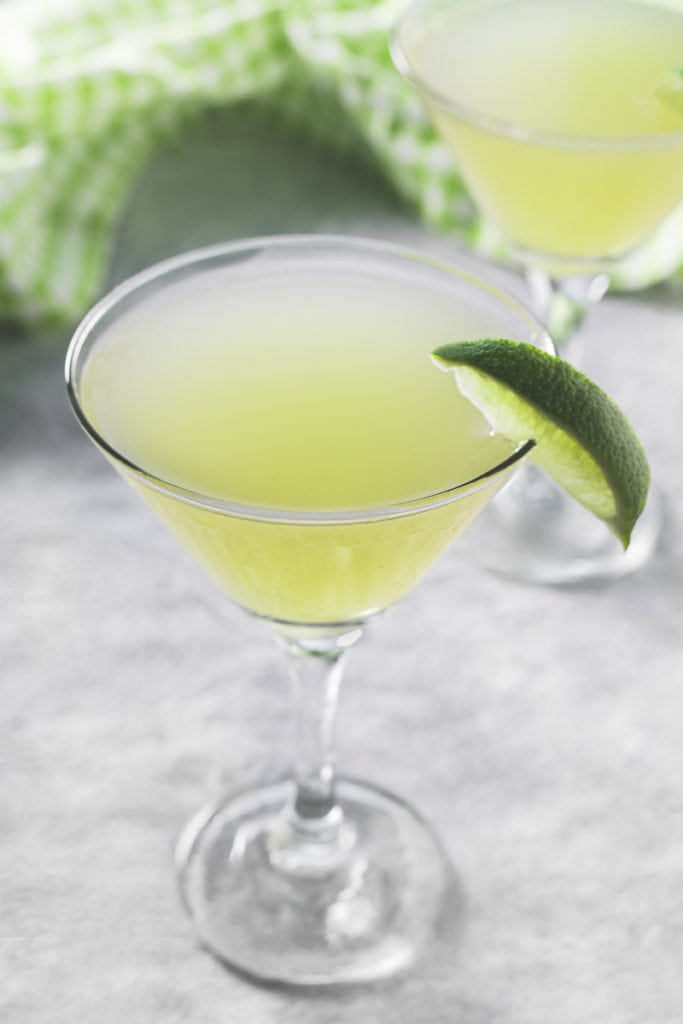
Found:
[462,466,662,586]
[176,778,453,987]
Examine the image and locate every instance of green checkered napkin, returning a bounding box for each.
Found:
[0,0,682,326]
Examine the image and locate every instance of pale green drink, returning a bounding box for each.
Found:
[395,0,683,264]
[65,238,551,984]
[78,242,527,624]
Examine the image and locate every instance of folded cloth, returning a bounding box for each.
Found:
[0,0,681,326]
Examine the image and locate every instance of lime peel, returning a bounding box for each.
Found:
[432,339,650,549]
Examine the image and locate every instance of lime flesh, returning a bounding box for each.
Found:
[433,339,650,548]
[657,68,683,113]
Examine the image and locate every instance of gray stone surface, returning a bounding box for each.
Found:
[2,108,683,1021]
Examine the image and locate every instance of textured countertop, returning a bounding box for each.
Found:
[2,108,682,1022]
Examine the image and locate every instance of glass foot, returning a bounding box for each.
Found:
[462,466,662,586]
[176,778,453,987]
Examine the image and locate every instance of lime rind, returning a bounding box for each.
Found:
[433,340,650,548]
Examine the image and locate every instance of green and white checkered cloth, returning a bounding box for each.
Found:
[1,0,682,326]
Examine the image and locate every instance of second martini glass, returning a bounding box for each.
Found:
[393,0,683,584]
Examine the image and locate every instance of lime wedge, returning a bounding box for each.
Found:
[433,339,650,548]
[656,68,683,113]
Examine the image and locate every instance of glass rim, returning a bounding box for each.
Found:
[391,0,683,154]
[65,233,541,525]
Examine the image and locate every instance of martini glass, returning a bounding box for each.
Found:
[392,0,683,584]
[66,235,545,986]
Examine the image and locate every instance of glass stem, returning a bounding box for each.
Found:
[270,625,364,870]
[525,266,610,368]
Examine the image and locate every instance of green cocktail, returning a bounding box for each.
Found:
[393,0,683,583]
[66,236,542,985]
[79,244,520,624]
[395,0,683,269]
